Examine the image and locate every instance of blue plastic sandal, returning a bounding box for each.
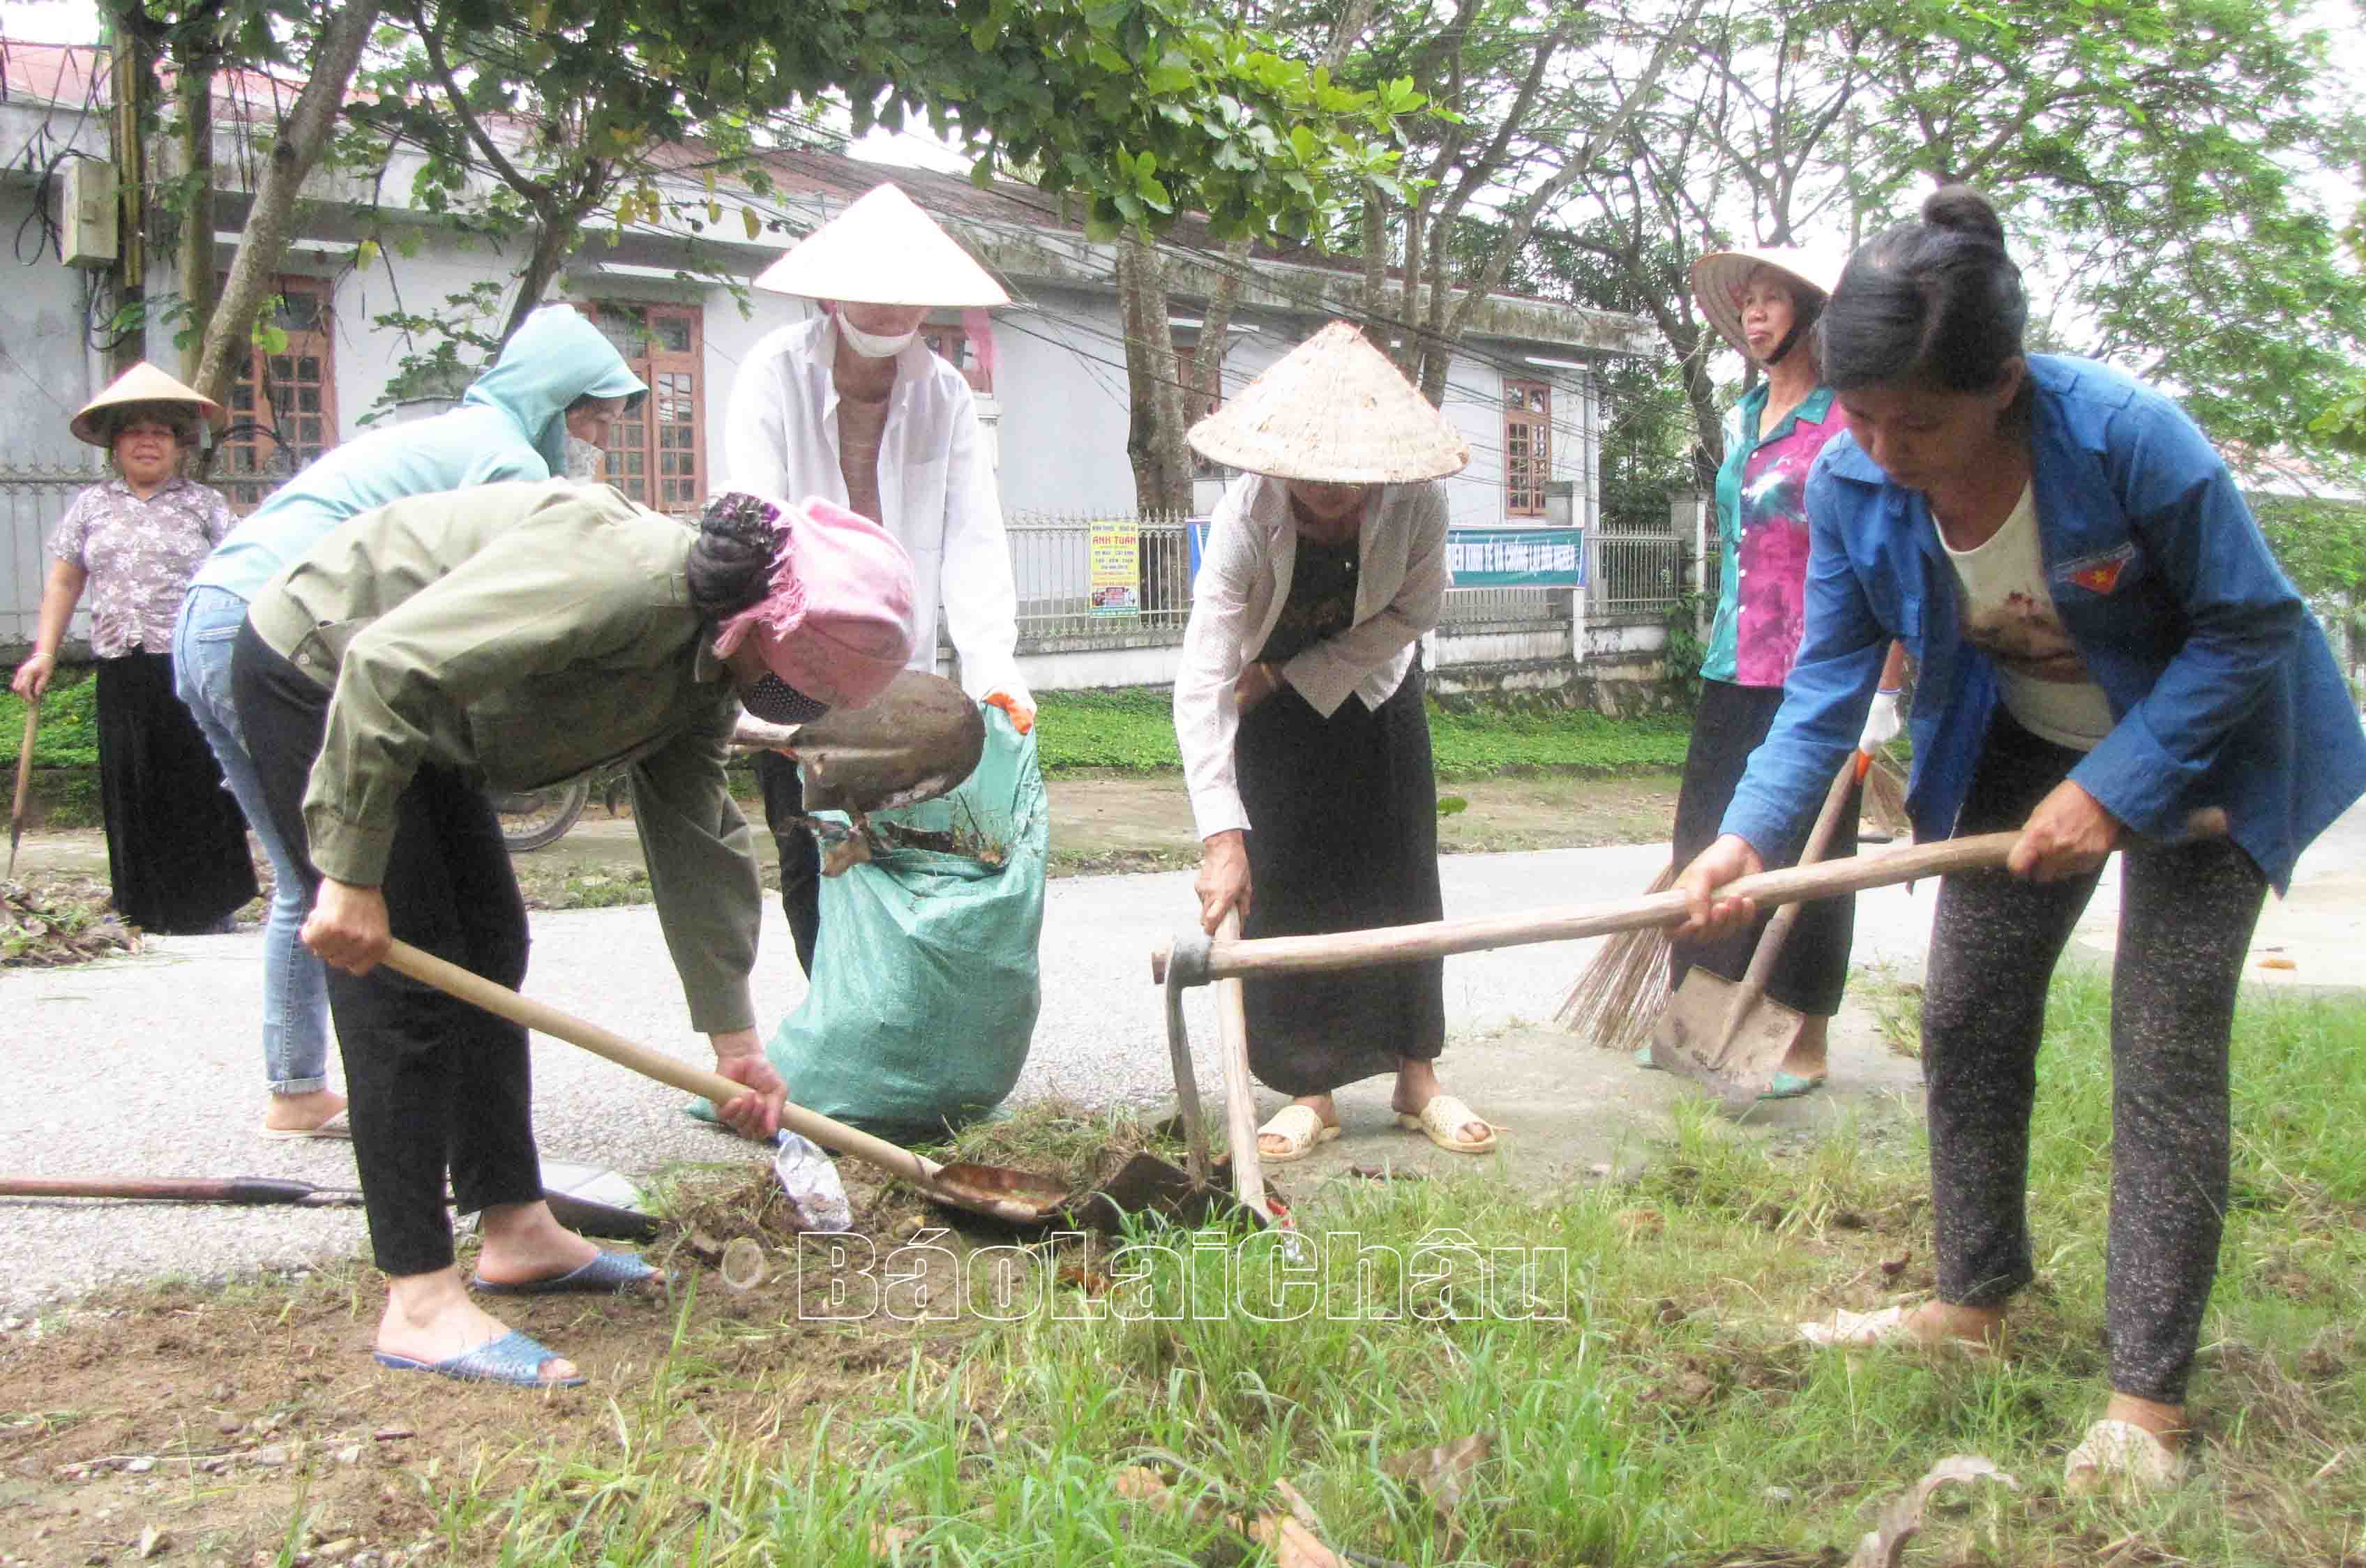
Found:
[372,1329,585,1388]
[1634,1044,1661,1071]
[1758,1071,1827,1101]
[472,1251,661,1296]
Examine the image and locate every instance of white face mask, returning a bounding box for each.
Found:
[835,315,919,360]
[564,435,607,481]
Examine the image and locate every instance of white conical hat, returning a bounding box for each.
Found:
[1689,246,1844,361]
[1186,321,1470,483]
[753,184,1011,308]
[70,361,229,447]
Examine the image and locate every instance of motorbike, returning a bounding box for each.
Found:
[495,763,631,853]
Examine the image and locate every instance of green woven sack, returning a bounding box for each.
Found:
[697,704,1046,1142]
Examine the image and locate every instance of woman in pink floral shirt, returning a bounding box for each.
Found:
[10,364,256,932]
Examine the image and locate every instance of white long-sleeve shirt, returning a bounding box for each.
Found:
[722,315,1030,705]
[1173,474,1449,840]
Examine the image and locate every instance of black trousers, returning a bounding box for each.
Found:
[1922,711,2265,1403]
[231,624,541,1279]
[95,649,257,933]
[1668,678,1858,1016]
[754,748,822,977]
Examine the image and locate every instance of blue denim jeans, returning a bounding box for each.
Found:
[172,585,333,1095]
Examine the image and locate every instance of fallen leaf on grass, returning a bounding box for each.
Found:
[1846,1455,2019,1568]
[1382,1433,1491,1509]
[870,1521,921,1558]
[1108,1466,1349,1566]
[1057,1265,1112,1298]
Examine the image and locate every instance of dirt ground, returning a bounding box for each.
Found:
[0,1115,1173,1568]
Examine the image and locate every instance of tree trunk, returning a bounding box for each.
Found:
[193,0,380,408]
[103,13,150,380]
[499,213,582,345]
[176,45,216,385]
[1115,235,1193,516]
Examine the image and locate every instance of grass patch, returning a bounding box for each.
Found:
[1035,687,1693,781]
[10,977,2362,1563]
[0,666,99,769]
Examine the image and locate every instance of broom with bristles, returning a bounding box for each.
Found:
[1555,860,1676,1053]
[1555,744,1911,1052]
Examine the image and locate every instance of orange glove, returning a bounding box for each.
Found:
[984,691,1034,735]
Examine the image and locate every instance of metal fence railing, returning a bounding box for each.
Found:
[2,462,110,652]
[1590,529,1682,615]
[1439,585,1572,625]
[1006,510,1196,644]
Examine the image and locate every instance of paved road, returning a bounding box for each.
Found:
[5,803,2359,1316]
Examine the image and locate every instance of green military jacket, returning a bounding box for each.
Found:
[249,480,760,1032]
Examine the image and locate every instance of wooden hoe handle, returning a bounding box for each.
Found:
[380,939,942,1186]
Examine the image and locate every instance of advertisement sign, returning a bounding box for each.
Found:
[1447,527,1585,588]
[1088,520,1140,615]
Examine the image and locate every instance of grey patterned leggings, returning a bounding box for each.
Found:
[1922,714,2266,1404]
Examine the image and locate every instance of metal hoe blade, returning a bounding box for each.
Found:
[793,670,987,816]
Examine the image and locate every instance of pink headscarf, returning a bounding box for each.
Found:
[710,496,916,708]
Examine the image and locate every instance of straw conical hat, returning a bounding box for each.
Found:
[70,361,229,447]
[1186,321,1470,483]
[753,184,1011,308]
[1689,246,1844,361]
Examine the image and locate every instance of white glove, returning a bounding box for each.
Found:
[1858,688,1904,752]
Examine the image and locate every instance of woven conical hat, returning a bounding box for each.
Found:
[1187,321,1470,483]
[70,361,229,447]
[1689,246,1844,361]
[753,184,1011,308]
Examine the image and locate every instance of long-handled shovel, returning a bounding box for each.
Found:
[1648,746,1870,1106]
[1154,833,2019,983]
[7,695,37,880]
[0,1173,663,1241]
[380,940,1077,1227]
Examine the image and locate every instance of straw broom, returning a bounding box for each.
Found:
[1555,861,1675,1053]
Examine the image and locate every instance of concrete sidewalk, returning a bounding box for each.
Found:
[4,803,2358,1316]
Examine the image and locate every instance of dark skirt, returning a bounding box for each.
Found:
[1235,663,1445,1096]
[93,651,257,933]
[1668,677,1857,1017]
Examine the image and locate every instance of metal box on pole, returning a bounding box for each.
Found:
[60,160,119,268]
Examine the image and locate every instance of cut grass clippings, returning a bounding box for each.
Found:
[1036,687,1693,780]
[6,973,2362,1565]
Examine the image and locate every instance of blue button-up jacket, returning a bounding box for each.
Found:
[1722,355,2365,894]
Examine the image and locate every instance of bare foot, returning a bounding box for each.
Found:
[1390,1058,1490,1146]
[262,1088,347,1133]
[469,1200,601,1288]
[376,1267,576,1383]
[1903,1299,2007,1355]
[1258,1094,1338,1157]
[1779,1014,1832,1083]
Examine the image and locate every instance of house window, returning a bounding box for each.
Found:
[1504,377,1551,518]
[218,276,338,515]
[581,302,705,515]
[921,324,993,394]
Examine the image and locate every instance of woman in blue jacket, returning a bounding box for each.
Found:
[1675,187,2366,1497]
[172,305,645,1140]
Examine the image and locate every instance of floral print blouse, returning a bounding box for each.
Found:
[47,476,234,658]
[1700,384,1844,687]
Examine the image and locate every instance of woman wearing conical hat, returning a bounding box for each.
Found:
[9,363,257,933]
[1643,246,1907,1098]
[1173,321,1495,1161]
[723,183,1030,981]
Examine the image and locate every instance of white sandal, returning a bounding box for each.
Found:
[1256,1103,1341,1163]
[2063,1419,2190,1498]
[1393,1094,1498,1154]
